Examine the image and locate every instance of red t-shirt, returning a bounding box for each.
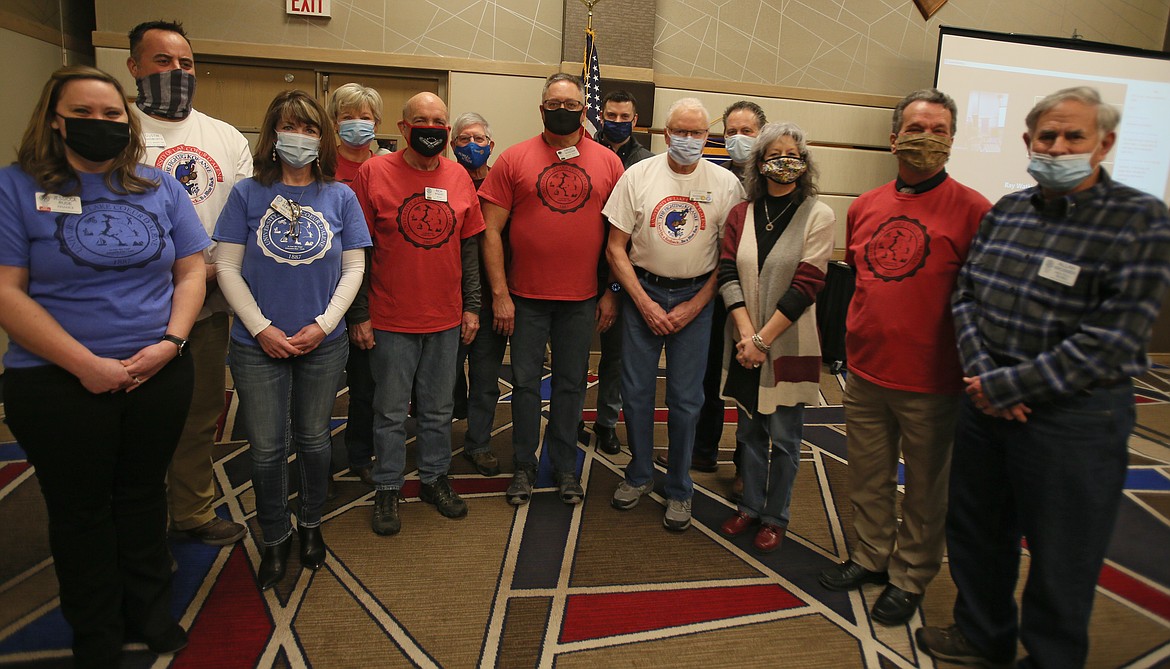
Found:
[845,177,991,394]
[352,151,486,333]
[335,153,364,184]
[478,133,623,300]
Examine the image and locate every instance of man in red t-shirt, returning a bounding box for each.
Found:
[351,92,486,537]
[818,89,991,626]
[479,73,624,506]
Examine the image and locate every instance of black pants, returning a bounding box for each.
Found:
[3,356,194,668]
[695,299,734,465]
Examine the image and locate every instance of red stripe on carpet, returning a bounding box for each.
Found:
[452,478,513,494]
[559,584,805,642]
[1099,563,1170,621]
[174,545,273,668]
[0,463,31,489]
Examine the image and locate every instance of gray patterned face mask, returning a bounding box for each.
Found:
[135,69,196,120]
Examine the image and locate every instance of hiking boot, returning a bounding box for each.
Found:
[463,449,501,477]
[421,477,468,518]
[555,471,584,505]
[371,490,401,535]
[611,480,653,510]
[507,464,538,506]
[916,625,1013,668]
[663,498,692,531]
[183,517,247,546]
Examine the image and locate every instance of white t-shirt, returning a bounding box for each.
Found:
[134,106,253,317]
[603,153,745,279]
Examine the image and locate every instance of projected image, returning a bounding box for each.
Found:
[958,91,1008,153]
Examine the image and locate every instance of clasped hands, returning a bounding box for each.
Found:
[963,375,1030,422]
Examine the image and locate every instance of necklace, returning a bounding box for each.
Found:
[763,198,794,232]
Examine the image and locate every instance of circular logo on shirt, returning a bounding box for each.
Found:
[256,206,334,265]
[398,194,456,249]
[55,199,165,271]
[864,216,931,281]
[155,145,223,205]
[650,196,705,246]
[536,162,591,214]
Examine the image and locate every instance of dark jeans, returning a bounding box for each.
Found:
[344,342,376,469]
[4,356,194,668]
[464,290,509,455]
[695,298,731,464]
[947,384,1134,668]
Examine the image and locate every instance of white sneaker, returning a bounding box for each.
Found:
[663,498,692,531]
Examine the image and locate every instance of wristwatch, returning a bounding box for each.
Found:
[609,281,622,293]
[163,334,188,356]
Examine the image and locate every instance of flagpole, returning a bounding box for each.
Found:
[578,0,603,31]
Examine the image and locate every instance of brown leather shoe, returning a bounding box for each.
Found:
[753,524,785,554]
[184,518,247,546]
[654,453,718,472]
[719,511,758,537]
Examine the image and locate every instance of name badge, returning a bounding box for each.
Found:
[35,192,82,214]
[270,195,296,221]
[689,190,713,203]
[556,146,580,161]
[425,187,448,202]
[1038,256,1080,287]
[143,132,167,149]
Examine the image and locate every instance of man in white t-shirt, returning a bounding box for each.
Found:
[603,97,745,531]
[127,20,253,545]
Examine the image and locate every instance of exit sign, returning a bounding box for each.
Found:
[287,0,330,17]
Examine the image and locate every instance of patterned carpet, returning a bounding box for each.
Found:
[1,353,1169,668]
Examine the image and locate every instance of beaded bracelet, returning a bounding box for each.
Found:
[751,333,771,353]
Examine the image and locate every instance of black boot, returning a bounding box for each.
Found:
[298,524,327,570]
[257,536,292,590]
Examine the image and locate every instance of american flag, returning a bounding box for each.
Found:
[583,27,602,140]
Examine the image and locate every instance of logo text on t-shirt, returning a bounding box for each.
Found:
[535,162,592,214]
[650,195,706,246]
[397,193,456,249]
[55,199,165,271]
[156,145,225,206]
[864,215,931,282]
[257,205,334,265]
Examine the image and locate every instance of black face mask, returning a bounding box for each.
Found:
[408,124,449,157]
[542,108,582,136]
[59,116,131,162]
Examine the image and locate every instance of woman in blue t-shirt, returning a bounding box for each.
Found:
[0,66,209,666]
[214,90,370,591]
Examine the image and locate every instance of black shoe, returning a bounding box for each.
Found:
[916,625,1015,668]
[871,583,923,626]
[593,424,621,455]
[818,559,889,591]
[421,477,468,518]
[353,463,376,486]
[577,420,589,444]
[257,536,293,590]
[143,623,188,654]
[298,524,326,570]
[371,490,401,535]
[463,448,501,476]
[654,453,718,472]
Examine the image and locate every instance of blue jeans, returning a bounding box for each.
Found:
[370,326,460,490]
[947,384,1134,668]
[464,291,509,455]
[344,342,376,469]
[736,405,803,527]
[620,278,713,500]
[510,295,595,474]
[230,336,347,546]
[594,311,624,428]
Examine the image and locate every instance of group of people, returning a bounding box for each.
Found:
[0,17,1167,669]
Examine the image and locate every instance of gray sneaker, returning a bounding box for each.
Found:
[663,498,692,531]
[507,464,537,506]
[611,480,653,510]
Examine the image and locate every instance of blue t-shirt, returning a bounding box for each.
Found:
[213,178,371,346]
[0,165,210,369]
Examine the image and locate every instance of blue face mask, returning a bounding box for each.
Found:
[724,133,756,164]
[338,119,376,148]
[1027,152,1095,192]
[667,134,705,166]
[275,132,320,168]
[602,120,632,143]
[454,141,491,169]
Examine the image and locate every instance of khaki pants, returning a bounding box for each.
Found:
[167,312,230,530]
[844,373,958,594]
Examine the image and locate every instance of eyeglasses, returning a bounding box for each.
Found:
[667,127,708,140]
[454,133,490,146]
[542,99,584,112]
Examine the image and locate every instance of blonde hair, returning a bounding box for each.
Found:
[18,65,156,195]
[328,83,383,124]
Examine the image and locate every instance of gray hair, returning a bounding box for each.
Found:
[1025,86,1120,135]
[891,88,957,135]
[328,83,383,124]
[666,97,710,129]
[542,72,584,101]
[453,112,492,140]
[741,122,820,202]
